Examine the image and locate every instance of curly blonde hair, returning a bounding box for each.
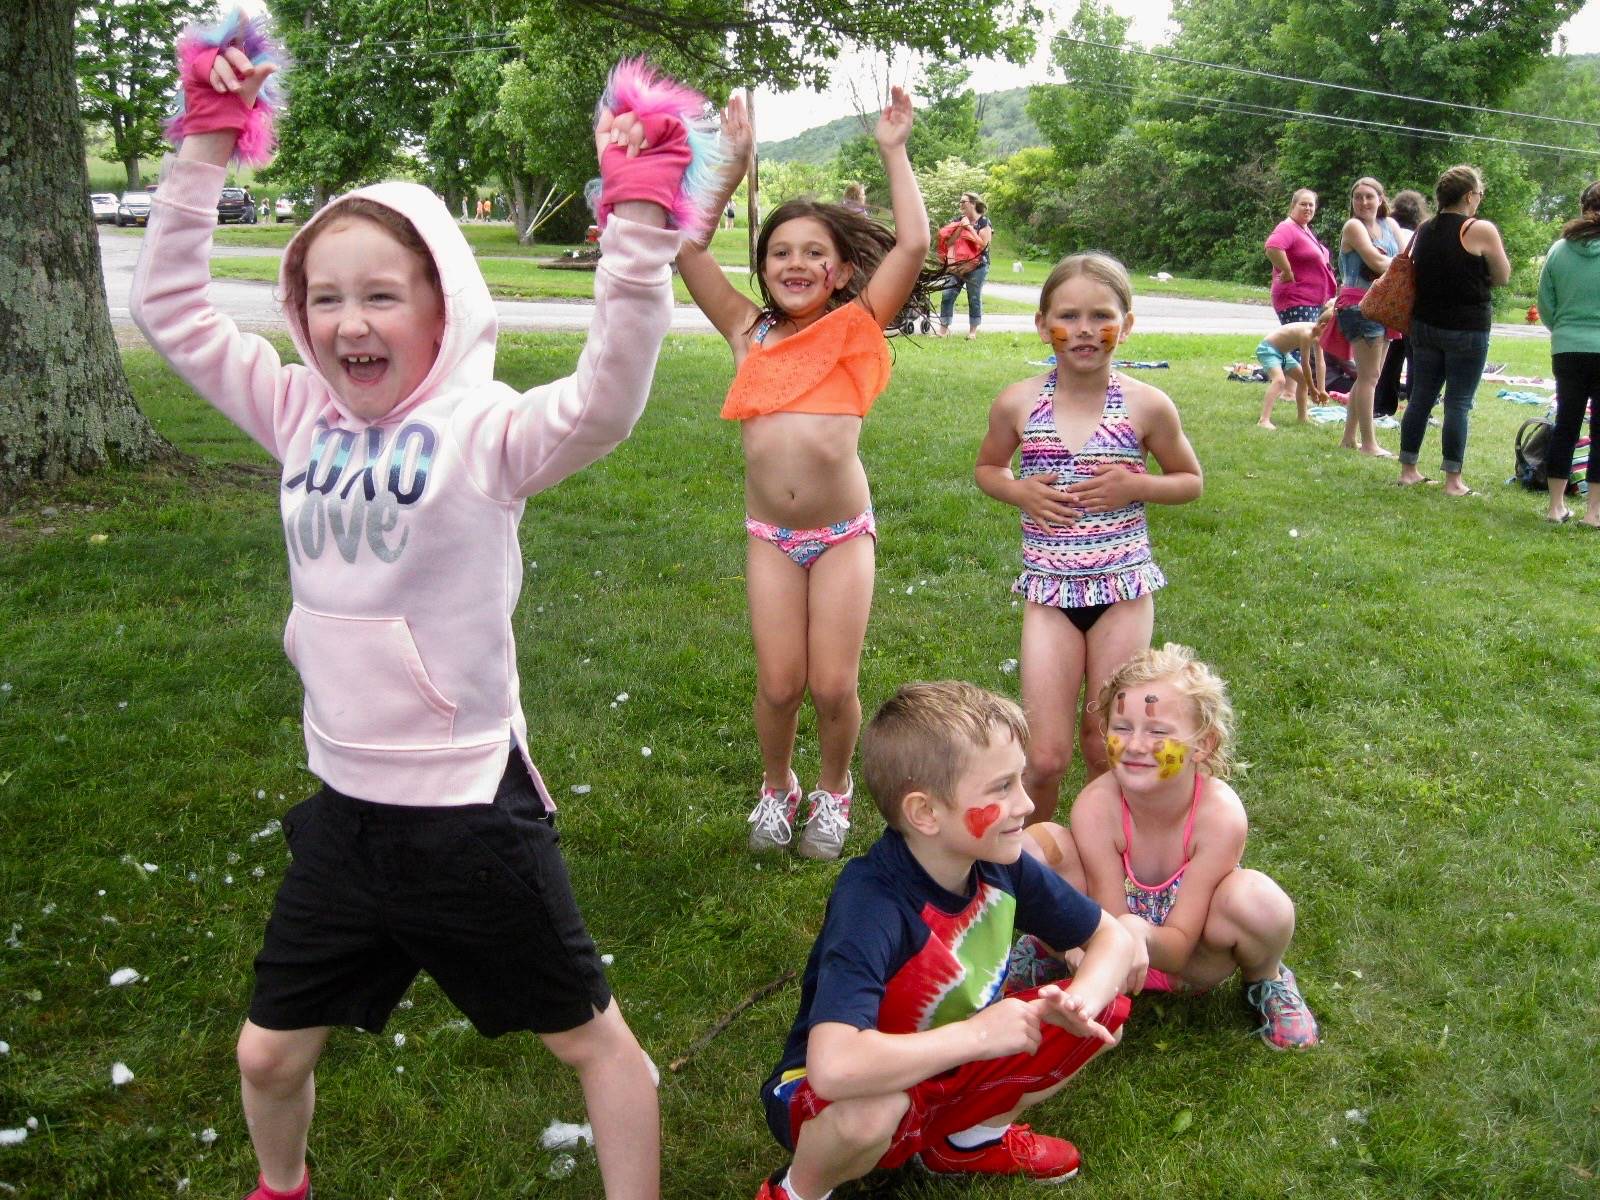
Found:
[1094,644,1239,780]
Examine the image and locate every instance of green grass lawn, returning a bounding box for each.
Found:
[3,332,1598,1198]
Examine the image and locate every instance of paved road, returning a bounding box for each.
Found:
[100,226,1548,341]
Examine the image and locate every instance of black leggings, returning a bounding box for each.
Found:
[1548,352,1600,480]
[1374,336,1411,417]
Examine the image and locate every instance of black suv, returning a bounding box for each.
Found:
[218,187,258,224]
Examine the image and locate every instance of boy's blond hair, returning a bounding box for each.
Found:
[862,682,1029,831]
[1094,644,1238,780]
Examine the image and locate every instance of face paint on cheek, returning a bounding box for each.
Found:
[1106,733,1125,767]
[1100,325,1120,351]
[1154,738,1188,780]
[964,804,1002,838]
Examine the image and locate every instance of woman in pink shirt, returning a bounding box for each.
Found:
[1264,189,1337,325]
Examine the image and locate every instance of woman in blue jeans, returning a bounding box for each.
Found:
[938,192,992,340]
[1396,165,1511,496]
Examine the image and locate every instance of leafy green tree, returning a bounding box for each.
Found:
[986,145,1062,255]
[910,58,983,170]
[76,0,204,190]
[1027,0,1145,176]
[916,156,992,231]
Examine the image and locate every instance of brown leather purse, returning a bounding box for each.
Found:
[1359,222,1424,333]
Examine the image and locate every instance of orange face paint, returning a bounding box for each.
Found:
[964,803,1002,838]
[1106,733,1125,767]
[1154,738,1188,780]
[1099,324,1120,351]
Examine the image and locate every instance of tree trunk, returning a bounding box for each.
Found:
[509,171,530,245]
[0,0,171,504]
[123,155,140,191]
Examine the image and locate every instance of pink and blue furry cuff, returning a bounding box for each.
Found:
[164,8,286,167]
[590,59,728,239]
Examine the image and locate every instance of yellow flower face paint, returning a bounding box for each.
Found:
[1106,733,1125,767]
[1154,738,1188,779]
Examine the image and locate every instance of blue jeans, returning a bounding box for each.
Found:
[940,262,989,329]
[1398,318,1490,474]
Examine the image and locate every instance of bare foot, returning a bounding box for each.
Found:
[1444,483,1475,497]
[966,330,979,341]
[1581,516,1600,528]
[1396,468,1429,486]
[1257,419,1277,430]
[1360,445,1396,458]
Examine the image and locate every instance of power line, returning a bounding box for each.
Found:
[1056,35,1600,133]
[1074,77,1600,160]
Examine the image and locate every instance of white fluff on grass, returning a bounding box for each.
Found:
[108,968,140,987]
[110,1062,134,1086]
[0,1129,26,1147]
[539,1120,593,1150]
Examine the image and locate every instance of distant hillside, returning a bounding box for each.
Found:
[759,86,1043,163]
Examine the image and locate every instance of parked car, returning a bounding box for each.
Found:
[115,191,152,227]
[217,186,257,224]
[90,193,119,223]
[274,194,309,223]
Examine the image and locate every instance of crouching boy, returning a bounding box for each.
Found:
[755,682,1134,1199]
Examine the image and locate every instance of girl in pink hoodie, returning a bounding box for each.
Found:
[133,24,713,1200]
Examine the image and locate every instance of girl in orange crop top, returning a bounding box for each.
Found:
[677,90,941,862]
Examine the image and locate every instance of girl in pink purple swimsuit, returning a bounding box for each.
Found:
[976,253,1203,822]
[1024,644,1320,1050]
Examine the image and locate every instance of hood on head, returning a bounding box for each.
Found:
[280,182,496,425]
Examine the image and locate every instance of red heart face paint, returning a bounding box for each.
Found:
[1154,738,1188,779]
[1106,733,1125,767]
[964,803,1003,838]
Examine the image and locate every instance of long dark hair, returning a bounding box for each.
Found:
[748,198,941,335]
[1563,181,1600,243]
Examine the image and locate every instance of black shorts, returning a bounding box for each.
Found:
[248,754,611,1037]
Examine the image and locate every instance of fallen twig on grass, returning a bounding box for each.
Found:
[668,968,798,1074]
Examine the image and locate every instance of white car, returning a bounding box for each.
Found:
[116,191,152,227]
[90,193,119,223]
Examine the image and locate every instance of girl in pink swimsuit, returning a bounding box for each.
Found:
[1021,644,1320,1050]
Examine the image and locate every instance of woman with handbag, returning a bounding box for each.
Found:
[936,192,992,339]
[1395,165,1510,495]
[1336,177,1405,456]
[1374,190,1429,418]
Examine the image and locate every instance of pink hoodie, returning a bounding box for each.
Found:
[131,157,683,807]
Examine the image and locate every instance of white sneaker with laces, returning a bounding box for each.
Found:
[796,775,852,861]
[748,772,800,852]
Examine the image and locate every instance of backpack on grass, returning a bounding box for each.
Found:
[1514,417,1554,489]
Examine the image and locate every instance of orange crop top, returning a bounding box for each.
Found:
[721,301,891,421]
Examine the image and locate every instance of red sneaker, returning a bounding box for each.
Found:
[919,1124,1080,1182]
[753,1168,793,1199]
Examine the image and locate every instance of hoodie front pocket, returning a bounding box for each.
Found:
[283,605,456,748]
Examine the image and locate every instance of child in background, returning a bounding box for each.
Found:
[134,24,710,1198]
[1022,644,1319,1050]
[677,92,935,861]
[1255,303,1334,428]
[975,253,1203,823]
[755,683,1133,1199]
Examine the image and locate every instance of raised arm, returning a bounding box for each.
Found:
[129,42,296,458]
[858,87,931,327]
[675,94,760,345]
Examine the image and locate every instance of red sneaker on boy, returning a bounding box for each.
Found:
[919,1124,1080,1181]
[753,1168,794,1199]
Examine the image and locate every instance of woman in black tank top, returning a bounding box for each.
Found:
[1396,165,1512,496]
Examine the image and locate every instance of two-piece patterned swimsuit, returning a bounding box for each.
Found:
[1014,370,1165,631]
[1123,773,1206,994]
[721,303,890,569]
